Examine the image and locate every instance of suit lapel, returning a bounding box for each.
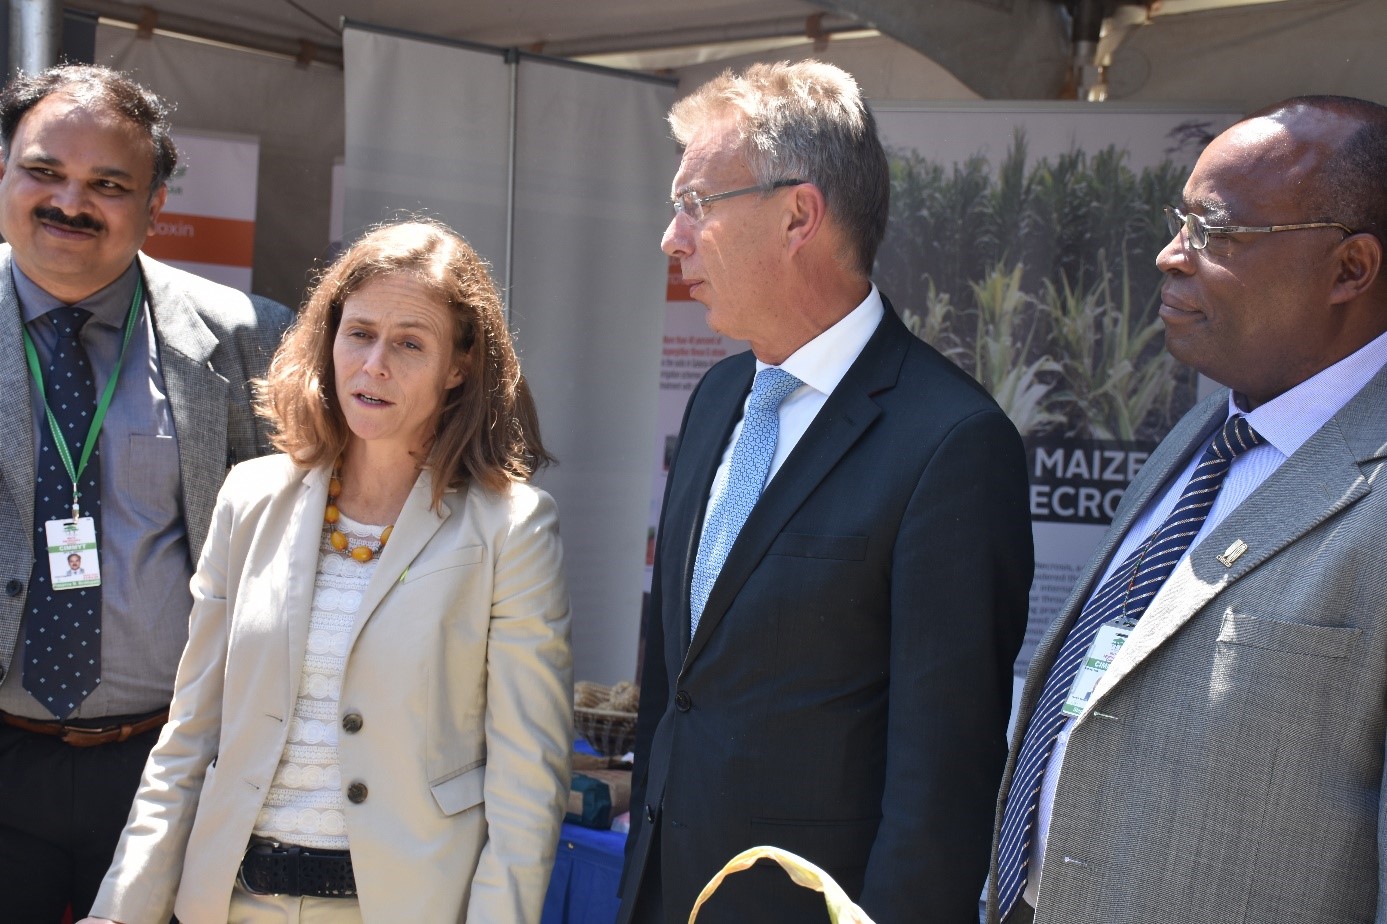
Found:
[683,310,904,667]
[344,471,450,655]
[142,255,231,558]
[0,255,35,541]
[670,357,753,660]
[1013,393,1227,728]
[1089,398,1380,707]
[274,466,332,712]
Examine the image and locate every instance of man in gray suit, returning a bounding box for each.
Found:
[0,64,291,919]
[989,95,1387,924]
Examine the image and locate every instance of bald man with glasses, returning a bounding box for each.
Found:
[988,95,1387,924]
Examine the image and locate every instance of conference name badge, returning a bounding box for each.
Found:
[1062,620,1130,718]
[44,517,101,591]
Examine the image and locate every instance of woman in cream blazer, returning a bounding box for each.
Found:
[85,221,572,923]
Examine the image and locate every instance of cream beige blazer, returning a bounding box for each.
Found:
[90,455,573,923]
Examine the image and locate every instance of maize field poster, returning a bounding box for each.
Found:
[873,102,1239,677]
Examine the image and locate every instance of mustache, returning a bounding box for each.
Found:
[33,206,104,232]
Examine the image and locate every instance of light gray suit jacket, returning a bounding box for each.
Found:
[0,248,292,686]
[988,365,1387,924]
[91,458,573,923]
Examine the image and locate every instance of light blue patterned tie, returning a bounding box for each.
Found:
[994,414,1263,919]
[689,367,802,638]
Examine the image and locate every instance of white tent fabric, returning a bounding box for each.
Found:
[1113,0,1387,107]
[510,60,678,685]
[95,24,345,307]
[342,29,511,267]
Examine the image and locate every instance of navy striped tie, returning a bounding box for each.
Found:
[995,414,1263,918]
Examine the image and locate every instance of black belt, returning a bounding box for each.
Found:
[238,842,357,898]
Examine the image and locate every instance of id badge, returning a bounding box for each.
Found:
[1062,620,1130,718]
[44,517,101,591]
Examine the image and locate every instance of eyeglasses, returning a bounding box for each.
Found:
[670,179,807,222]
[1164,205,1354,251]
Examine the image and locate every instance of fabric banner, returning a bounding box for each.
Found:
[142,129,260,291]
[872,103,1239,682]
[342,24,675,685]
[342,28,511,273]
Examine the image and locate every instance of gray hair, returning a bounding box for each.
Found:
[669,60,889,276]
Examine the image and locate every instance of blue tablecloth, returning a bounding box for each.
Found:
[542,737,627,924]
[542,821,626,924]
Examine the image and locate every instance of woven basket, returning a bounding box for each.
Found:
[575,706,637,757]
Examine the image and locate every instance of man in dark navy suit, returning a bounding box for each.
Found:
[618,59,1034,924]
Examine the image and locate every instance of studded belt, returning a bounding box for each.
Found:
[239,841,357,898]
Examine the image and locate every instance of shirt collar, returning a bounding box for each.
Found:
[756,284,885,395]
[15,258,143,330]
[1238,326,1387,458]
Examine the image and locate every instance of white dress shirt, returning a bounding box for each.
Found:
[1025,327,1387,906]
[698,286,884,545]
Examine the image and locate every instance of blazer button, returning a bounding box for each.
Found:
[341,713,364,734]
[645,804,655,823]
[346,781,368,804]
[674,690,692,712]
[5,579,22,597]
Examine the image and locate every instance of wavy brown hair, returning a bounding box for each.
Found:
[257,219,551,506]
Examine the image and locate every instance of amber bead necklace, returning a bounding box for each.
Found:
[324,463,393,563]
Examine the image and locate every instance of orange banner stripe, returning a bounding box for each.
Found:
[142,212,255,267]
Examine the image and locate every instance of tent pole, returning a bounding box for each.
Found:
[9,0,61,75]
[1070,0,1107,101]
[503,47,519,324]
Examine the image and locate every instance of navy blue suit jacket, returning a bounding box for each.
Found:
[619,303,1033,924]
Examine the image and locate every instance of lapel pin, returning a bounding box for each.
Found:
[1217,539,1248,568]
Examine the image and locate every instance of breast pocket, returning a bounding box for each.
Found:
[1213,610,1363,721]
[766,533,868,560]
[402,545,486,583]
[1218,611,1361,660]
[122,433,181,516]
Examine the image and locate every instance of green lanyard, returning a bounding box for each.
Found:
[21,278,145,521]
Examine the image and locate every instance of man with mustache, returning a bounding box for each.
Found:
[0,64,291,919]
[989,95,1387,924]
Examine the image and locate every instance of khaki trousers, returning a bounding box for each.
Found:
[228,879,364,923]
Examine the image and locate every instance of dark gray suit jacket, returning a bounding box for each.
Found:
[987,369,1387,924]
[0,248,292,687]
[620,304,1034,924]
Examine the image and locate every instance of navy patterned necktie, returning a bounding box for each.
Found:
[689,367,803,637]
[24,306,103,718]
[995,414,1263,918]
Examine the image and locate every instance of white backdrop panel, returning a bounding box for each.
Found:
[95,25,344,307]
[344,27,675,685]
[343,27,511,272]
[512,59,676,687]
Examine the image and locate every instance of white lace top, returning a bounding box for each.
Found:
[252,513,383,849]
